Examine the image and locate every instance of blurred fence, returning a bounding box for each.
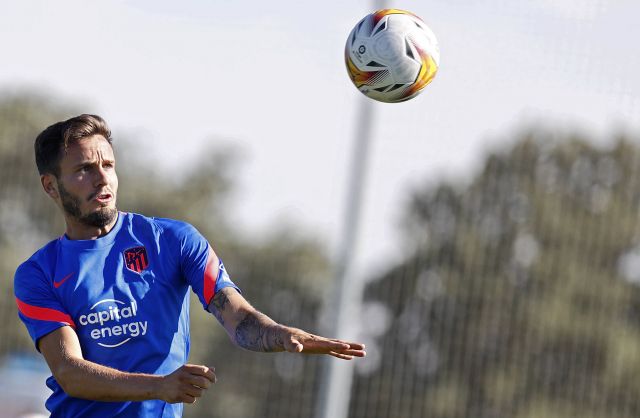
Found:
[350,133,640,418]
[2,96,640,418]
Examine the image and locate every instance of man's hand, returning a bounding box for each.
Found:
[39,326,216,403]
[208,287,366,360]
[279,326,366,360]
[157,364,216,404]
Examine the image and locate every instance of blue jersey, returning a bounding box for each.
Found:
[13,212,239,417]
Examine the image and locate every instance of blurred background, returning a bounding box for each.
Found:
[1,0,639,417]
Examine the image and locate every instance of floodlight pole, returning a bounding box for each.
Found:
[316,97,374,418]
[316,3,386,417]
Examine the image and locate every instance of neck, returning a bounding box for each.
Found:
[64,213,119,240]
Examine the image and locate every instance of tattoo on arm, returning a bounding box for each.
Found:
[207,288,285,352]
[209,289,231,326]
[235,313,266,351]
[235,311,284,353]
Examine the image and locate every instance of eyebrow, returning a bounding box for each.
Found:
[72,158,115,169]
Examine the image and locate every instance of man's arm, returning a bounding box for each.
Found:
[38,326,215,403]
[208,287,366,360]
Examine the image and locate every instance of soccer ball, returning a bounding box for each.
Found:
[345,9,440,103]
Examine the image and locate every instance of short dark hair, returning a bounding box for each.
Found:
[34,114,113,176]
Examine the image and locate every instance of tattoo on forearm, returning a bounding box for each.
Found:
[235,313,266,351]
[235,311,284,353]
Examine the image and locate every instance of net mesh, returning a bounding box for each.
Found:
[2,97,640,418]
[1,1,639,415]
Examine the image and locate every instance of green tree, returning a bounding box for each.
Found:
[353,130,640,418]
[0,92,72,352]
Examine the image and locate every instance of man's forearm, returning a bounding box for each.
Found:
[208,288,286,353]
[234,309,286,352]
[208,288,366,359]
[55,357,162,401]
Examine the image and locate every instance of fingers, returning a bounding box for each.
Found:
[312,337,366,351]
[326,340,366,357]
[184,384,204,398]
[184,375,213,389]
[334,348,367,357]
[286,334,367,357]
[304,338,364,353]
[182,364,216,383]
[329,340,366,351]
[164,364,217,404]
[329,351,355,360]
[299,336,350,351]
[181,364,216,392]
[327,344,367,360]
[324,341,351,350]
[279,328,367,359]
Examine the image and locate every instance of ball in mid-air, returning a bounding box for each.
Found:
[345,9,440,103]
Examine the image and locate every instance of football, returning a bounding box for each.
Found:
[345,9,440,103]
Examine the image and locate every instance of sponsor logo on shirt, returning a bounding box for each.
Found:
[78,299,148,348]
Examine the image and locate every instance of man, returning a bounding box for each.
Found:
[14,114,366,417]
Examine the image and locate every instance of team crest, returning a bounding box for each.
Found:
[124,246,149,273]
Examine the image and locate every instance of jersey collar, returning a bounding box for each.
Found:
[60,212,125,250]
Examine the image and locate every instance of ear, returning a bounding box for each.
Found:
[41,174,59,200]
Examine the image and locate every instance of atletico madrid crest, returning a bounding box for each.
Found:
[124,246,149,273]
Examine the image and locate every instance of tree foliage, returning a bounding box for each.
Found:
[354,129,640,418]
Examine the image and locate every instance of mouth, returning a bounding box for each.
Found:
[92,192,113,204]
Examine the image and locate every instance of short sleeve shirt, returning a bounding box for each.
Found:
[14,212,239,417]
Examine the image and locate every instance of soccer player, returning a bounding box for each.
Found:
[14,114,366,417]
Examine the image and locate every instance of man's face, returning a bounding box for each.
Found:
[52,135,118,228]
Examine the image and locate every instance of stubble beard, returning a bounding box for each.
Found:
[58,180,117,228]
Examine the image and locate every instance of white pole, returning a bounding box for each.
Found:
[315,3,387,418]
[315,96,373,418]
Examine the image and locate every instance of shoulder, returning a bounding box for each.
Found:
[153,216,198,236]
[122,212,193,235]
[14,239,59,296]
[14,259,45,284]
[16,238,60,277]
[127,212,204,245]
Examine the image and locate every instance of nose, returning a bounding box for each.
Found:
[93,165,110,187]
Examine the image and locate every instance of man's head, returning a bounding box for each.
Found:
[35,114,119,231]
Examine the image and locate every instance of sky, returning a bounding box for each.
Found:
[1,0,638,280]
